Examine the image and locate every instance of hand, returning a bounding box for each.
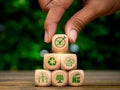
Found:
[38,0,120,43]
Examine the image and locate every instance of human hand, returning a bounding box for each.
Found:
[38,0,120,43]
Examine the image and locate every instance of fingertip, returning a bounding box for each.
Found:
[65,29,78,43]
[69,38,76,43]
[44,31,49,43]
[44,22,56,43]
[69,29,78,43]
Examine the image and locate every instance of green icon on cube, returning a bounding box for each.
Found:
[55,36,66,48]
[72,73,80,83]
[38,73,48,83]
[64,57,75,67]
[48,57,56,66]
[56,74,64,83]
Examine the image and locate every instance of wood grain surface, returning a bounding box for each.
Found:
[0,71,120,90]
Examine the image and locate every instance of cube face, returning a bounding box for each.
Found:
[69,70,84,86]
[35,70,51,86]
[44,54,60,70]
[52,34,68,53]
[52,70,68,86]
[61,54,77,70]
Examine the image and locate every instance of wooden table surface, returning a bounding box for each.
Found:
[0,71,120,90]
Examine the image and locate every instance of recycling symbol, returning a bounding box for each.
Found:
[48,57,56,66]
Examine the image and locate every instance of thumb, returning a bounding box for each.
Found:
[65,5,98,43]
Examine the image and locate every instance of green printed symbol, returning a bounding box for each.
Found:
[56,74,64,83]
[48,57,56,66]
[64,57,75,67]
[38,73,48,83]
[55,36,66,48]
[72,73,80,83]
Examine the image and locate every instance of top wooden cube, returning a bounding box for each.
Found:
[52,34,68,53]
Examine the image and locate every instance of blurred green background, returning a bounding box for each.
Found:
[0,0,120,70]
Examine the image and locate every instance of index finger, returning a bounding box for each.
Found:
[44,0,73,43]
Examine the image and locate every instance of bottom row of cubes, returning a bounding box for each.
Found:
[35,70,84,86]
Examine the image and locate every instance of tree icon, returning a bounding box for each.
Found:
[48,57,56,66]
[56,74,64,83]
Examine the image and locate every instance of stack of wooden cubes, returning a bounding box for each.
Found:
[35,34,84,86]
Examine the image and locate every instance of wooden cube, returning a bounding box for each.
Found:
[52,34,68,53]
[35,70,51,86]
[68,70,84,86]
[61,54,77,70]
[52,70,68,86]
[44,54,60,70]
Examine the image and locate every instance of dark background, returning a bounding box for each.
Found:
[0,0,120,70]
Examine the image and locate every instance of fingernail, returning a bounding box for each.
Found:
[44,31,49,43]
[69,30,77,42]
